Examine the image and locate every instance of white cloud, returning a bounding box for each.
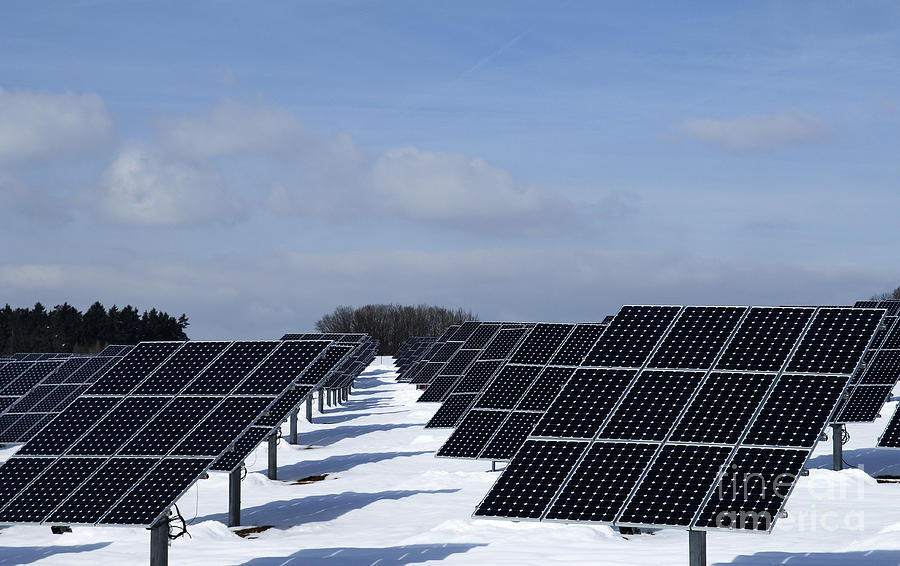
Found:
[154,100,582,236]
[99,145,244,226]
[0,88,114,163]
[370,147,577,234]
[680,110,834,151]
[157,99,313,160]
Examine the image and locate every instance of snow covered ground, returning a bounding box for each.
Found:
[3,359,900,565]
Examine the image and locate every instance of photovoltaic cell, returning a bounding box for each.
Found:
[172,397,274,456]
[531,368,636,439]
[837,385,893,422]
[545,441,657,523]
[648,307,745,370]
[670,372,778,445]
[68,397,170,456]
[618,444,731,527]
[517,367,576,411]
[878,406,900,448]
[858,349,900,384]
[87,342,182,395]
[475,365,543,410]
[437,410,508,458]
[425,394,479,428]
[0,457,105,523]
[509,324,574,365]
[550,324,607,366]
[463,323,502,349]
[694,447,808,530]
[431,343,464,364]
[18,397,120,456]
[714,307,813,372]
[474,440,586,519]
[480,411,543,460]
[583,306,681,368]
[743,374,848,448]
[47,458,158,524]
[183,341,279,395]
[598,370,706,441]
[448,321,482,342]
[454,361,503,392]
[481,328,528,360]
[234,341,328,395]
[120,397,221,456]
[417,375,459,403]
[133,341,230,395]
[99,458,213,525]
[787,308,883,374]
[211,426,273,471]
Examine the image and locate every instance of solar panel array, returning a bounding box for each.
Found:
[211,339,361,471]
[473,305,882,532]
[280,332,376,390]
[425,325,534,428]
[435,322,609,460]
[394,337,436,374]
[0,338,337,527]
[834,303,900,423]
[397,325,460,383]
[417,322,531,404]
[0,348,133,443]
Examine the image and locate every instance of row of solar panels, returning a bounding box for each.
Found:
[0,332,376,529]
[392,336,436,375]
[407,303,895,534]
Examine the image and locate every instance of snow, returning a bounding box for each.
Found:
[3,360,900,565]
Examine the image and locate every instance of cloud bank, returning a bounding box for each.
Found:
[0,88,114,163]
[680,110,834,151]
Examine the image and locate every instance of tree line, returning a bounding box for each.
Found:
[315,303,477,355]
[0,302,189,355]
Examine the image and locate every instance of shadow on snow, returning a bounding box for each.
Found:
[199,489,459,528]
[237,542,485,566]
[718,550,900,565]
[807,447,900,476]
[0,542,112,565]
[274,450,432,479]
[291,423,424,447]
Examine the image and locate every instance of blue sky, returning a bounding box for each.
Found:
[1,1,899,339]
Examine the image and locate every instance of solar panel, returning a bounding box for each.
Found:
[436,323,616,457]
[473,305,882,534]
[0,338,339,527]
[416,322,508,402]
[0,353,135,445]
[835,316,900,423]
[428,326,544,434]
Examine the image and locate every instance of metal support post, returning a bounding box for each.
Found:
[832,422,843,471]
[228,468,241,527]
[306,397,313,423]
[342,387,349,401]
[289,409,298,445]
[491,461,497,472]
[688,529,706,566]
[268,433,278,480]
[318,388,325,413]
[149,518,169,566]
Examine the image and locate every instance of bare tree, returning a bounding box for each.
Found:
[315,303,477,354]
[871,286,900,301]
